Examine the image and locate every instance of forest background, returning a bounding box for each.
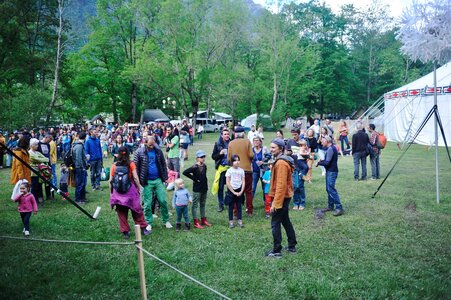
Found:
[0,0,437,130]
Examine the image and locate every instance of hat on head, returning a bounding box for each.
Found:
[196,150,206,158]
[235,126,245,133]
[30,138,39,147]
[271,138,285,148]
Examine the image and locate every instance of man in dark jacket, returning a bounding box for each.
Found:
[134,135,172,231]
[73,132,88,204]
[351,122,369,180]
[211,128,230,212]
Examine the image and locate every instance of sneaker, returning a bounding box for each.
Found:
[265,213,271,219]
[265,250,282,258]
[76,200,86,205]
[229,221,235,229]
[145,225,152,232]
[292,206,298,210]
[152,214,158,218]
[165,221,173,229]
[299,206,305,211]
[321,171,326,176]
[238,220,244,228]
[283,246,297,253]
[176,223,182,232]
[217,205,224,212]
[122,232,130,239]
[143,228,151,235]
[24,230,30,236]
[96,186,103,191]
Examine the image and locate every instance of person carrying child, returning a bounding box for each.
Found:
[183,150,211,229]
[172,178,192,231]
[261,160,274,218]
[109,146,151,239]
[12,182,38,236]
[225,154,245,228]
[291,140,309,210]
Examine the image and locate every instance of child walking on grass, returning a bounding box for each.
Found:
[172,178,192,231]
[183,150,211,229]
[225,154,245,228]
[261,160,274,218]
[13,182,38,236]
[59,163,69,198]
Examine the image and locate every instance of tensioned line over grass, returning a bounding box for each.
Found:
[1,132,450,299]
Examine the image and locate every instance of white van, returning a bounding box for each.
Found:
[196,118,219,133]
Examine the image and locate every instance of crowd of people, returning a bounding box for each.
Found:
[1,117,384,257]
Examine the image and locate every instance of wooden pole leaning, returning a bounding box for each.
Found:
[134,225,148,300]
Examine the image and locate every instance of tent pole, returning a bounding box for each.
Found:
[434,61,439,204]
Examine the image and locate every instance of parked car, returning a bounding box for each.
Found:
[196,118,219,133]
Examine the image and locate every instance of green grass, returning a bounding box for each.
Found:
[1,133,450,299]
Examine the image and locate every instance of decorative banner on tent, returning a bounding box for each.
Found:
[424,87,442,95]
[409,89,421,96]
[384,86,449,99]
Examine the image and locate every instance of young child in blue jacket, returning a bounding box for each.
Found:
[172,178,192,231]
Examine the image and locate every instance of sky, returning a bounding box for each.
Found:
[253,0,414,19]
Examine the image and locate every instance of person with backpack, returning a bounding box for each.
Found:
[109,146,150,239]
[368,124,381,180]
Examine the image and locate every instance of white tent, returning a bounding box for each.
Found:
[384,62,451,146]
[241,113,271,129]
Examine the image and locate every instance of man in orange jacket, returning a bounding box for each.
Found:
[266,138,297,258]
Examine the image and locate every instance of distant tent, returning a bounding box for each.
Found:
[241,113,272,129]
[89,115,106,126]
[141,109,170,123]
[384,62,451,146]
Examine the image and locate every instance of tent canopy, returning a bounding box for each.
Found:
[384,62,451,146]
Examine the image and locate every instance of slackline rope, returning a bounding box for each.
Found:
[0,235,134,246]
[0,235,232,299]
[136,245,233,300]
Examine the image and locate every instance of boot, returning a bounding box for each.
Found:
[201,217,212,227]
[193,218,204,229]
[176,222,182,232]
[184,222,191,231]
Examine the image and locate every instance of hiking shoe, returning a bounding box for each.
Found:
[333,209,344,217]
[24,230,30,236]
[165,221,173,229]
[321,207,333,213]
[265,250,282,258]
[283,246,297,253]
[122,232,130,239]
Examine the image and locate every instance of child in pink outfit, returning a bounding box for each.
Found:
[13,182,38,236]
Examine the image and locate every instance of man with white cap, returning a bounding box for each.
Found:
[247,124,258,142]
[228,126,254,217]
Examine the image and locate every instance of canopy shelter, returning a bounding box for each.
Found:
[384,62,451,147]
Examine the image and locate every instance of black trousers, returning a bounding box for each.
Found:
[271,198,297,252]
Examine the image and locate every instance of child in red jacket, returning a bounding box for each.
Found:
[13,182,38,236]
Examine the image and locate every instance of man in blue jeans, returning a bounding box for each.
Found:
[73,132,88,204]
[85,127,103,191]
[352,122,369,181]
[317,136,344,216]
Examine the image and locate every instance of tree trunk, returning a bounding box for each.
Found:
[46,0,64,125]
[270,72,277,115]
[131,82,137,122]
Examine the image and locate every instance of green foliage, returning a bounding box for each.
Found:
[0,133,450,299]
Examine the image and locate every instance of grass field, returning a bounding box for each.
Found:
[1,132,450,299]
